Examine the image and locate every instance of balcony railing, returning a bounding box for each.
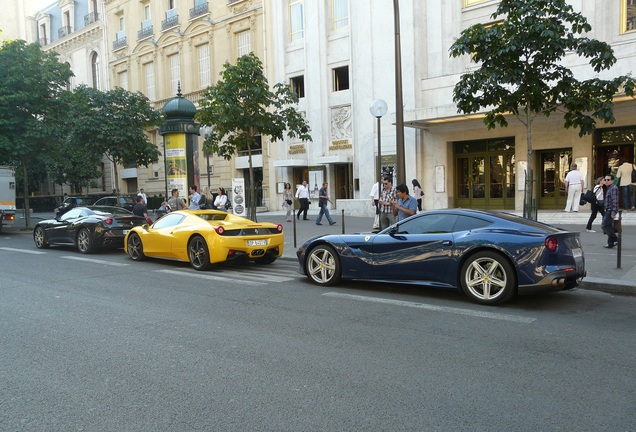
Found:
[189,2,208,19]
[162,15,179,31]
[138,25,154,40]
[58,26,72,38]
[113,36,127,50]
[84,12,99,26]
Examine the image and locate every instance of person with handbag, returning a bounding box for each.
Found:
[585,177,605,232]
[282,183,293,222]
[601,175,620,248]
[616,158,635,210]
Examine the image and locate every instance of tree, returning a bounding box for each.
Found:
[0,39,73,227]
[196,53,312,221]
[63,85,164,192]
[449,0,635,218]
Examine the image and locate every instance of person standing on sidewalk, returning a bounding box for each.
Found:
[188,185,201,210]
[282,183,294,222]
[601,174,620,248]
[378,176,397,230]
[616,158,635,210]
[369,177,381,230]
[295,180,310,220]
[585,176,606,233]
[564,163,584,212]
[167,188,186,210]
[315,182,336,226]
[412,179,423,211]
[392,184,418,221]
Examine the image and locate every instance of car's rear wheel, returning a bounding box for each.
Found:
[33,226,49,249]
[188,235,211,271]
[460,251,516,305]
[77,228,94,254]
[127,233,145,261]
[306,245,341,286]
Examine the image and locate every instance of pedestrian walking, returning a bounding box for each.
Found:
[282,183,294,222]
[295,180,310,220]
[393,184,418,221]
[378,176,397,230]
[585,177,606,232]
[601,174,619,248]
[564,163,584,212]
[412,179,423,211]
[315,182,336,226]
[616,158,635,210]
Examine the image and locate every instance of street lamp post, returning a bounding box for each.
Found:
[370,99,388,192]
[393,0,405,185]
[199,125,213,188]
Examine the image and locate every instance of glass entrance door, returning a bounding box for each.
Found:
[538,150,571,209]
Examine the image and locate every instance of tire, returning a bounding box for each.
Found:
[188,235,211,271]
[127,232,145,261]
[460,251,516,305]
[33,226,49,249]
[305,245,341,286]
[76,228,94,254]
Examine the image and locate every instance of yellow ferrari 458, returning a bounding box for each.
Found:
[124,210,284,270]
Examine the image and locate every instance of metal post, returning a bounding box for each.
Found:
[341,209,345,234]
[616,210,622,269]
[393,0,405,185]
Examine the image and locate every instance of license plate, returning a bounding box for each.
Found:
[572,248,582,258]
[247,239,267,246]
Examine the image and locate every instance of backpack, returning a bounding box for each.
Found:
[631,164,636,183]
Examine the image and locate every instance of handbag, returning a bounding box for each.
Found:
[631,164,636,183]
[286,199,292,205]
[582,189,596,205]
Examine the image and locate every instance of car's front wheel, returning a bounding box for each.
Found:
[306,245,341,286]
[77,228,94,254]
[188,235,211,271]
[460,251,516,305]
[33,226,49,249]
[127,233,145,261]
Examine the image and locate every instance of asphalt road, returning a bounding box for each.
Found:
[1,233,635,431]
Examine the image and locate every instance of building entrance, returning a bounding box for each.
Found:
[595,127,636,209]
[537,149,572,210]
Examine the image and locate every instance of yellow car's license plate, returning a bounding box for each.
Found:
[247,239,267,246]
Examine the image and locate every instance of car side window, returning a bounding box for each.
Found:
[397,214,458,234]
[61,208,83,220]
[452,215,491,232]
[152,213,185,229]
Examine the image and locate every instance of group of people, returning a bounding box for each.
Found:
[134,185,231,219]
[282,180,337,226]
[369,177,423,231]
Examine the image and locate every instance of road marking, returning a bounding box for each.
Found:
[157,269,269,285]
[0,247,47,255]
[61,256,129,266]
[323,292,537,323]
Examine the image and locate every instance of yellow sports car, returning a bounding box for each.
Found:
[124,210,284,270]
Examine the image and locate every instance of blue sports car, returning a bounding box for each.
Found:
[297,209,586,305]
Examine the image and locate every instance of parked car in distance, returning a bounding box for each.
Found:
[124,210,284,270]
[297,209,587,306]
[93,195,135,212]
[54,196,92,217]
[34,206,147,253]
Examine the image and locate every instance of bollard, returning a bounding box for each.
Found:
[293,209,297,249]
[615,210,622,269]
[341,209,345,234]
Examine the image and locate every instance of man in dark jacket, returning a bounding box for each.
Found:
[601,174,619,248]
[132,195,149,220]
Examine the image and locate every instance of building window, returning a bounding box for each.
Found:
[333,66,349,91]
[332,0,348,29]
[145,62,155,100]
[198,44,211,88]
[463,0,488,6]
[237,30,251,57]
[169,54,180,95]
[289,0,304,41]
[290,75,305,98]
[91,52,101,89]
[622,0,636,33]
[118,70,128,90]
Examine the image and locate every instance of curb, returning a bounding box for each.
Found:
[579,277,636,296]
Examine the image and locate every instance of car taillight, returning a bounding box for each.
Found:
[276,224,283,233]
[146,217,152,225]
[545,236,558,252]
[214,225,225,235]
[104,218,113,225]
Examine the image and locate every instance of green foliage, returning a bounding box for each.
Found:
[449,0,635,136]
[196,53,312,220]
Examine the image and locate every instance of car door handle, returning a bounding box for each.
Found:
[442,240,452,246]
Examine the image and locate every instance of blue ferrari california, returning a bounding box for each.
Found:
[297,209,586,305]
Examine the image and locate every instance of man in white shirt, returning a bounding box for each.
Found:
[137,188,148,206]
[564,163,585,212]
[295,180,310,220]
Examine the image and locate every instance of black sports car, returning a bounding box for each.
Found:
[34,206,148,254]
[297,209,586,305]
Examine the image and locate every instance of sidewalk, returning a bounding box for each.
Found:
[5,208,635,297]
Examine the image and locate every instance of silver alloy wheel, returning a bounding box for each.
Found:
[127,233,145,261]
[77,228,93,254]
[306,245,341,285]
[461,251,515,305]
[33,226,49,248]
[188,236,211,271]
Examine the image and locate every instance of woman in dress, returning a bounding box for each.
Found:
[282,183,293,222]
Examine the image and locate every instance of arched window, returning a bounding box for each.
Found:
[91,52,101,89]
